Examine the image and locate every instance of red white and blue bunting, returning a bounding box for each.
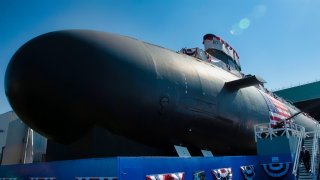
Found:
[146,172,184,180]
[203,34,240,67]
[211,168,232,180]
[261,162,291,178]
[180,48,198,57]
[240,165,255,180]
[193,170,206,180]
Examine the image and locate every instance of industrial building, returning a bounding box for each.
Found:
[0,111,46,165]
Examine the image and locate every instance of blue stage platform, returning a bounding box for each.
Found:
[0,154,295,180]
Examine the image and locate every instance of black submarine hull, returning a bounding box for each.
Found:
[5,30,318,155]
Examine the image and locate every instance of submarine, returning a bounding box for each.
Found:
[4,30,318,156]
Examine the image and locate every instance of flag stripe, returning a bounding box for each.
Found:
[270,116,284,121]
[268,96,289,110]
[270,112,290,119]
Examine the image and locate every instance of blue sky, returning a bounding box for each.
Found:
[1,0,320,114]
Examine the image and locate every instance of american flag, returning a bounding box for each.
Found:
[260,90,291,127]
[240,165,255,179]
